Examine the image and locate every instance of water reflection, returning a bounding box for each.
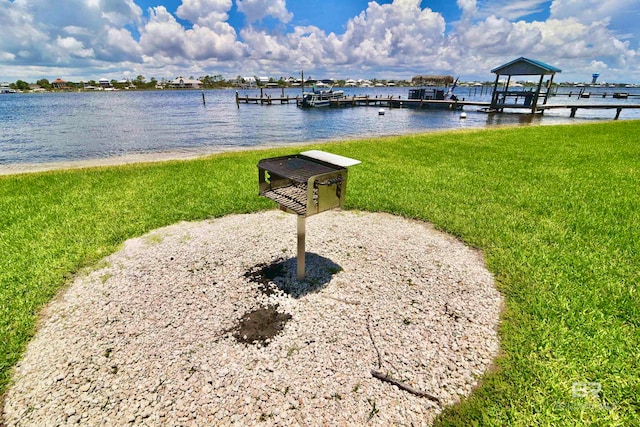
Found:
[484,111,544,126]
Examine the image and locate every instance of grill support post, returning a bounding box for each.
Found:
[297,215,306,280]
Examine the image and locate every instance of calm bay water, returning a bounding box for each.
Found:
[1,86,639,170]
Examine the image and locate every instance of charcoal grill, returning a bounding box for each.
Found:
[258,150,361,279]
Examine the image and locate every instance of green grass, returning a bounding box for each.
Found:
[1,121,639,425]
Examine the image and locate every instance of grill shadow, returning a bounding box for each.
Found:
[245,253,342,298]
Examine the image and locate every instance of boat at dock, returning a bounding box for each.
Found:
[299,88,345,108]
[1,83,17,94]
[405,78,462,110]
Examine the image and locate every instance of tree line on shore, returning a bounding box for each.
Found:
[7,74,613,93]
[3,74,427,92]
[5,75,229,91]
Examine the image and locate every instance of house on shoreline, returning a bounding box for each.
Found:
[52,78,70,90]
[168,76,203,89]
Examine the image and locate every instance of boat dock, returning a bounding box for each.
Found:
[236,92,297,105]
[477,103,640,119]
[550,89,640,99]
[235,91,487,109]
[235,91,640,119]
[537,103,640,119]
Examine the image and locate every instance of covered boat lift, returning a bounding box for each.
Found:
[488,57,561,114]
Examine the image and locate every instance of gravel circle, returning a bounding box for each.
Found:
[3,210,502,426]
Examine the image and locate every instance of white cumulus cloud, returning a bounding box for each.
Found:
[176,0,233,26]
[457,0,477,18]
[54,36,95,59]
[550,0,637,24]
[237,0,451,75]
[451,9,638,82]
[236,0,293,23]
[139,6,189,58]
[106,27,143,59]
[139,6,246,61]
[0,0,144,68]
[101,0,143,26]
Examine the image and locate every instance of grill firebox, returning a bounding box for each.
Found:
[258,150,360,279]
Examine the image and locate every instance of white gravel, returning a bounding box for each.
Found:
[3,210,502,426]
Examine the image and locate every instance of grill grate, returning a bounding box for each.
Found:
[260,184,308,215]
[259,157,338,184]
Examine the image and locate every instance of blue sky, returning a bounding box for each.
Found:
[1,0,639,83]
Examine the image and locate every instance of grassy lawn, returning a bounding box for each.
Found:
[1,121,639,425]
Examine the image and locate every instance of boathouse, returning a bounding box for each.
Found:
[489,57,561,113]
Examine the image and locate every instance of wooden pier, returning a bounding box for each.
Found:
[550,89,640,99]
[326,96,486,110]
[235,91,640,120]
[235,91,488,110]
[235,92,298,105]
[537,103,640,120]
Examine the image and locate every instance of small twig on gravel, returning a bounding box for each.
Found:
[371,370,440,403]
[367,314,440,403]
[366,313,382,369]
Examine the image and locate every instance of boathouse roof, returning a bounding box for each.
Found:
[491,57,561,76]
